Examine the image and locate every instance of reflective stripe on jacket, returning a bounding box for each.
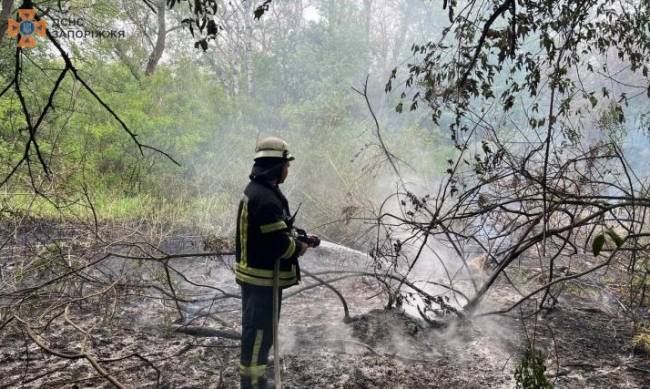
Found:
[235,179,300,287]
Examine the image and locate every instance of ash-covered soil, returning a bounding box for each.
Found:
[1,236,649,388]
[528,301,650,389]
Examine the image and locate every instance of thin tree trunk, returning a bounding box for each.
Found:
[379,0,414,113]
[294,0,303,30]
[242,0,255,96]
[233,61,241,96]
[0,0,14,46]
[145,0,166,76]
[389,0,414,72]
[363,0,372,42]
[327,0,338,31]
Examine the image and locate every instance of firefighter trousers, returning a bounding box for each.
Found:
[240,284,282,389]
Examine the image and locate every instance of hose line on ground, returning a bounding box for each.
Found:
[272,258,282,389]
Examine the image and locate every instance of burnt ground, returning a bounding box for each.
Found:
[1,236,649,388]
[531,302,650,389]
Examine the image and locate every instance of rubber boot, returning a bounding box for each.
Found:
[240,377,275,389]
[259,378,275,389]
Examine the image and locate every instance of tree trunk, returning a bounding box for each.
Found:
[232,60,241,96]
[242,0,255,96]
[326,0,338,31]
[294,0,303,30]
[362,0,373,76]
[0,0,14,46]
[389,0,414,73]
[144,0,166,76]
[363,0,372,42]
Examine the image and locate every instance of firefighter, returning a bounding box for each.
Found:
[235,136,319,389]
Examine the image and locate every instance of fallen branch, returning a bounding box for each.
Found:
[173,325,240,339]
[17,318,127,389]
[301,269,351,322]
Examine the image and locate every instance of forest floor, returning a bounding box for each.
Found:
[1,226,649,388]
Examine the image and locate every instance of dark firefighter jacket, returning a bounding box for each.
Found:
[235,178,301,288]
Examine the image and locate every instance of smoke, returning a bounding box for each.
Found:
[623,125,650,178]
[276,237,518,388]
[314,169,518,376]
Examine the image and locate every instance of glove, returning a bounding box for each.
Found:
[306,235,320,248]
[295,228,320,248]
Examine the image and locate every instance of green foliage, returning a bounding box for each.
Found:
[606,229,624,248]
[629,257,650,307]
[514,345,554,389]
[391,0,650,162]
[0,0,456,242]
[592,234,606,256]
[632,325,650,354]
[592,228,625,256]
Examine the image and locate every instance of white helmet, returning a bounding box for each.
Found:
[254,136,295,161]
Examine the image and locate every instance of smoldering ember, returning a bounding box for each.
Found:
[1,1,649,388]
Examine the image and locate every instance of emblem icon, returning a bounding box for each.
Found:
[7,8,47,48]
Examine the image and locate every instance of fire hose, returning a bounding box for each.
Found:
[272,230,320,389]
[272,257,282,389]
